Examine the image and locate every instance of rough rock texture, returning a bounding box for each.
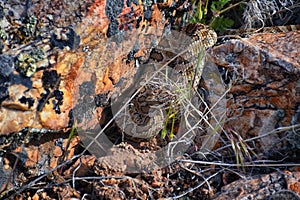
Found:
[0,0,165,134]
[210,30,300,154]
[214,169,300,200]
[208,30,300,200]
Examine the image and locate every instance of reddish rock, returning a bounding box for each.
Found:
[0,0,165,135]
[210,30,300,153]
[214,169,300,199]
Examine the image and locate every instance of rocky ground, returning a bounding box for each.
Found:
[0,0,300,199]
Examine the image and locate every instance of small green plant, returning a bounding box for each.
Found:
[66,123,78,150]
[160,46,209,140]
[210,15,234,31]
[190,0,244,31]
[161,102,178,139]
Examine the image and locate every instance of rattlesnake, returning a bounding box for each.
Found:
[111,23,217,139]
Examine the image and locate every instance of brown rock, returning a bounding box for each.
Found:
[214,169,300,200]
[0,0,165,135]
[0,108,41,134]
[210,30,300,153]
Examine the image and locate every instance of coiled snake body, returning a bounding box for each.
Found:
[112,23,217,139]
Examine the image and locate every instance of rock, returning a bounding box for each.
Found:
[209,30,300,154]
[0,0,165,135]
[214,169,300,199]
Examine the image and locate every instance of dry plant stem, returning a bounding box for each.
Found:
[166,93,218,159]
[66,175,142,198]
[168,170,223,199]
[179,162,213,192]
[183,88,220,132]
[62,175,135,184]
[269,2,300,21]
[10,153,82,198]
[0,129,32,196]
[219,0,246,15]
[221,167,247,180]
[82,42,204,153]
[243,0,299,29]
[218,35,243,40]
[179,159,300,168]
[72,157,82,189]
[170,84,228,155]
[215,123,300,154]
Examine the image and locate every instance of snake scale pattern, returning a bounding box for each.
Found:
[113,23,217,139]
